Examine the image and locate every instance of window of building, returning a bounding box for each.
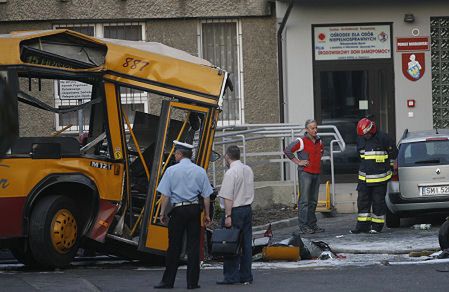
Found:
[198,20,244,126]
[53,23,147,132]
[431,17,449,129]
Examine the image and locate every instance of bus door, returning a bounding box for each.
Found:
[138,100,214,254]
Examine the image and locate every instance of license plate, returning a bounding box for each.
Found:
[420,185,449,196]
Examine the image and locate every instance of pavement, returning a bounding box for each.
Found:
[254,213,442,254]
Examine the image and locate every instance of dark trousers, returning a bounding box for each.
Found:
[298,171,321,228]
[356,183,387,231]
[222,205,253,283]
[162,204,201,287]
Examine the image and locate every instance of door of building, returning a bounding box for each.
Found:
[313,60,395,182]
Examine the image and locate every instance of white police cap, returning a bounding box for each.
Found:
[173,140,194,151]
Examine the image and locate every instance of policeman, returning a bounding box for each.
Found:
[154,140,213,290]
[351,118,398,234]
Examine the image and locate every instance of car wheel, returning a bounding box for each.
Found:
[29,195,81,268]
[385,207,400,228]
[10,240,39,267]
[438,220,449,250]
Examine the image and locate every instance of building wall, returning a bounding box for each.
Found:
[277,1,449,140]
[0,0,271,21]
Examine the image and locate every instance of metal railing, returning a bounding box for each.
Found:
[211,123,346,205]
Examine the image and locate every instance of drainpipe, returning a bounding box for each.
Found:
[277,0,294,123]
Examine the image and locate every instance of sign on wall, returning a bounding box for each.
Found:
[396,37,430,52]
[314,25,391,61]
[402,53,425,81]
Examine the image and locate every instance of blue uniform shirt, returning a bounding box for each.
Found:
[157,158,213,204]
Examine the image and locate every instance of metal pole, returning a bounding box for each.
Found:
[237,134,247,164]
[290,128,296,204]
[212,144,217,187]
[330,140,337,207]
[78,99,83,133]
[280,138,284,181]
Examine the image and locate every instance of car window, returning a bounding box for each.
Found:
[398,140,449,167]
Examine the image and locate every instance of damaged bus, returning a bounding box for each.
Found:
[0,30,230,268]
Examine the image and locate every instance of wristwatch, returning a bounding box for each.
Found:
[225,214,231,219]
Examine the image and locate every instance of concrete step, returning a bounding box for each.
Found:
[254,181,358,213]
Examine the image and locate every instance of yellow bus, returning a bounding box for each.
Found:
[0,29,229,268]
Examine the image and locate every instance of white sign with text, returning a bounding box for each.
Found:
[59,80,92,100]
[314,25,391,61]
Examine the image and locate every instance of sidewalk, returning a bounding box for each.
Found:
[255,213,441,254]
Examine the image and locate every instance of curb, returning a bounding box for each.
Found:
[253,217,297,234]
[253,214,326,234]
[331,247,440,255]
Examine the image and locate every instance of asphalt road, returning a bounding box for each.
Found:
[1,261,449,291]
[1,213,448,291]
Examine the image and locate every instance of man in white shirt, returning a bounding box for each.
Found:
[216,145,254,285]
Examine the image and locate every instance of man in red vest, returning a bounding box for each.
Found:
[284,119,324,234]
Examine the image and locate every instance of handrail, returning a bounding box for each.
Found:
[211,123,347,208]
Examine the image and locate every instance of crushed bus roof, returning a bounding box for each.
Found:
[0,29,227,103]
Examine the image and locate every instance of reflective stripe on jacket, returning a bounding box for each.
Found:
[357,130,398,186]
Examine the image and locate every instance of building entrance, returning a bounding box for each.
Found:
[314,60,395,182]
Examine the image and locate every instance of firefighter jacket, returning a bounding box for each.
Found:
[284,134,324,174]
[357,131,398,185]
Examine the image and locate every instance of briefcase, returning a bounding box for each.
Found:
[211,228,241,257]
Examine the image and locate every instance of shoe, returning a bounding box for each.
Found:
[240,281,253,285]
[310,225,325,233]
[369,229,381,234]
[187,285,201,289]
[349,229,369,234]
[216,280,236,285]
[298,225,315,234]
[154,282,173,289]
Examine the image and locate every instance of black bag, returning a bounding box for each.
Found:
[211,228,241,257]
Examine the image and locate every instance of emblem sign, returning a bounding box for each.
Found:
[436,168,441,175]
[402,52,425,81]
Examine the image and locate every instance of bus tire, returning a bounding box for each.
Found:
[439,220,449,250]
[10,240,39,267]
[29,195,81,268]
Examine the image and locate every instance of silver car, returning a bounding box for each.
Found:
[386,129,449,228]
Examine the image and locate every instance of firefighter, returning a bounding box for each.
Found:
[351,118,398,234]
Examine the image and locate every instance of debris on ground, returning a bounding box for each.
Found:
[411,224,432,230]
[409,250,435,257]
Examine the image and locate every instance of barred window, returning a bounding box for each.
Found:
[53,23,147,131]
[199,20,243,125]
[431,17,449,129]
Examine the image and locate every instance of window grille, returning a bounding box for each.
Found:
[199,20,244,126]
[431,17,449,128]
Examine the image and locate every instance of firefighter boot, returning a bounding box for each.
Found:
[350,221,371,234]
[370,222,384,234]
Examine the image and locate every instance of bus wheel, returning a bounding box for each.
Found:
[10,240,39,267]
[29,195,81,268]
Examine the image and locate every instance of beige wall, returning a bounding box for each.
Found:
[0,0,271,21]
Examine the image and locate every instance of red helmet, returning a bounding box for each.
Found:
[357,118,377,136]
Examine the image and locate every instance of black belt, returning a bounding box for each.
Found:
[233,204,251,209]
[173,200,199,208]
